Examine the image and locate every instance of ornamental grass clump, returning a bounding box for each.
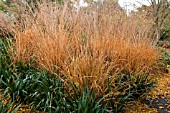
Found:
[8,0,161,92]
[0,0,163,111]
[1,1,163,112]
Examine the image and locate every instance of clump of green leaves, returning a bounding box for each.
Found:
[161,18,170,40]
[159,48,170,66]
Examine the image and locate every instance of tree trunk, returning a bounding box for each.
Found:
[154,26,161,45]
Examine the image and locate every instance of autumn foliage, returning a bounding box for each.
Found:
[4,1,161,93]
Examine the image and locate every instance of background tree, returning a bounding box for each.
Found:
[147,0,170,44]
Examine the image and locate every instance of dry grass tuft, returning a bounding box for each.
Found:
[2,1,162,95]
